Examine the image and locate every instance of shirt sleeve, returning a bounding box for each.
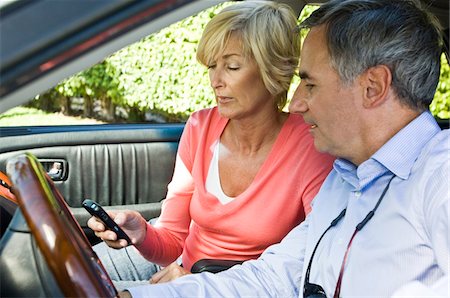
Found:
[392,163,450,297]
[127,218,310,297]
[391,277,449,297]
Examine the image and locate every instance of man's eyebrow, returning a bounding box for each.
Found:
[298,71,311,80]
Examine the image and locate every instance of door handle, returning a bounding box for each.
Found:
[39,159,68,181]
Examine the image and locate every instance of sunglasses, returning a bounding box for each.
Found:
[303,175,395,298]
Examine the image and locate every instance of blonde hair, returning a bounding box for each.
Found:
[197,1,300,110]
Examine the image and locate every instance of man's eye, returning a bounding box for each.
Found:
[306,84,314,90]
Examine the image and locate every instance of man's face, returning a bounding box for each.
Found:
[289,26,363,162]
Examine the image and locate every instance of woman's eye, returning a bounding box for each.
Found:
[228,66,239,71]
[207,64,216,69]
[306,84,314,90]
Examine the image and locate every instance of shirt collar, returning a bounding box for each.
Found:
[334,112,441,189]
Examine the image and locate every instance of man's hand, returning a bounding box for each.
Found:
[87,210,147,248]
[118,290,132,298]
[150,261,191,284]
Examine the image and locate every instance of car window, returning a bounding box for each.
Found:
[0,2,234,127]
[0,2,448,127]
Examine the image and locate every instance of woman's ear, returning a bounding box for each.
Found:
[361,65,392,108]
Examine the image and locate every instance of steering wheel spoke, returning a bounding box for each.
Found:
[7,153,117,297]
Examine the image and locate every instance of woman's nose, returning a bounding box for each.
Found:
[210,69,224,89]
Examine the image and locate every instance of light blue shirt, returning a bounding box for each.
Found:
[128,112,449,297]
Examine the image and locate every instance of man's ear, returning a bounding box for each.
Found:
[361,65,392,108]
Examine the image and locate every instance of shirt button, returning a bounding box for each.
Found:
[355,191,361,197]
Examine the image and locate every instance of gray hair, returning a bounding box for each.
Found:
[301,0,443,111]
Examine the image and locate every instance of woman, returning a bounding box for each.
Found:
[88,0,334,287]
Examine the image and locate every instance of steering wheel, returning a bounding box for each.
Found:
[6,153,117,297]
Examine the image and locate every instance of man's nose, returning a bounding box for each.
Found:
[288,86,308,114]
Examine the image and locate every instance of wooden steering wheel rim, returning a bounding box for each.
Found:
[6,153,117,297]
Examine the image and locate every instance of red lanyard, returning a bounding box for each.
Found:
[333,175,395,298]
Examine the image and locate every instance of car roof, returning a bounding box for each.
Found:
[0,0,448,113]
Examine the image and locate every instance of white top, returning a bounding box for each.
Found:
[205,141,234,204]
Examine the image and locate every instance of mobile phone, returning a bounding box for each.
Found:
[82,199,131,244]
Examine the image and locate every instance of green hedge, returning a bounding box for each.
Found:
[33,3,449,122]
[431,55,450,119]
[32,3,230,122]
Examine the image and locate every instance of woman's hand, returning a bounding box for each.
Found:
[87,210,147,248]
[118,290,132,298]
[150,261,191,284]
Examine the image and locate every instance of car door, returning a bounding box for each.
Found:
[0,123,182,243]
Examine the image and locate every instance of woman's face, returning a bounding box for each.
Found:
[208,34,275,120]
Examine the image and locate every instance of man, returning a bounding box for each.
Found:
[120,0,449,296]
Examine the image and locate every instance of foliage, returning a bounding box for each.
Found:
[33,2,233,122]
[32,3,449,122]
[430,55,450,119]
[105,4,223,121]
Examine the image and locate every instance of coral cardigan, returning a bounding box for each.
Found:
[136,107,334,271]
